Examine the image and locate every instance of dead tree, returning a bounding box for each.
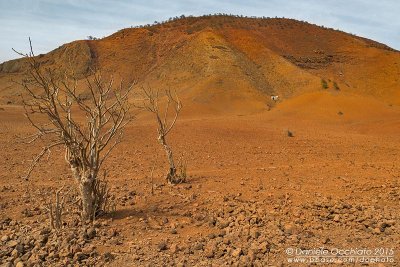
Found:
[140,87,184,184]
[16,40,134,221]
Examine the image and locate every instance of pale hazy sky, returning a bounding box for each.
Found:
[0,0,399,63]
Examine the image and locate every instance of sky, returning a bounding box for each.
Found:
[0,0,399,63]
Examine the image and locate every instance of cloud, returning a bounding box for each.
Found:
[0,0,399,63]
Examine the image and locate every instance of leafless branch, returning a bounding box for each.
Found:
[138,87,184,184]
[16,41,135,220]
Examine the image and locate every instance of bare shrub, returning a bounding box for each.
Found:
[15,39,134,221]
[321,79,328,89]
[137,87,185,184]
[46,186,67,229]
[333,81,340,90]
[93,171,116,217]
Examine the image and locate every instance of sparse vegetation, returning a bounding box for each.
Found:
[87,35,98,40]
[333,81,340,90]
[321,79,329,89]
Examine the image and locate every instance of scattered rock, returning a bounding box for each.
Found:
[170,243,179,254]
[86,227,96,239]
[103,252,115,262]
[373,227,382,234]
[333,214,340,222]
[231,247,242,258]
[157,241,167,251]
[7,240,18,248]
[73,252,88,261]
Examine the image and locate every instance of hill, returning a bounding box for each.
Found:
[0,15,399,114]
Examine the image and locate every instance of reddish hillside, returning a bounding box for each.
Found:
[1,15,399,113]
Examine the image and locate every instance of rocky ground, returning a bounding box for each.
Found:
[1,106,400,266]
[1,182,399,266]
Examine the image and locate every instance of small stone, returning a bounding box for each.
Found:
[207,233,216,239]
[73,252,88,261]
[218,220,229,229]
[218,230,226,237]
[248,249,257,261]
[11,249,19,258]
[38,251,48,261]
[193,243,204,251]
[157,241,167,251]
[250,229,261,239]
[170,228,177,234]
[384,227,393,235]
[322,237,331,244]
[1,235,9,242]
[223,237,231,245]
[28,254,40,264]
[231,247,242,257]
[103,252,115,262]
[82,245,96,254]
[373,228,381,234]
[39,228,50,235]
[283,223,294,235]
[333,214,340,222]
[385,219,395,226]
[377,222,389,232]
[7,240,18,248]
[108,229,117,237]
[15,262,24,267]
[15,244,24,254]
[208,217,216,227]
[21,252,31,261]
[37,234,48,244]
[258,242,270,253]
[204,241,217,258]
[60,248,72,258]
[108,238,122,245]
[170,243,179,253]
[86,227,96,239]
[47,251,55,259]
[130,254,140,260]
[205,249,214,258]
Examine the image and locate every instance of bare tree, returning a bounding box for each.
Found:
[15,40,134,221]
[139,87,185,184]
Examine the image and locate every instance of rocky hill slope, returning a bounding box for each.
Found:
[1,15,399,113]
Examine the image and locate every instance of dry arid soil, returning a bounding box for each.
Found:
[0,15,400,267]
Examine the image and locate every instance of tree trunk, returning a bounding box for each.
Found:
[79,176,95,221]
[159,135,178,183]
